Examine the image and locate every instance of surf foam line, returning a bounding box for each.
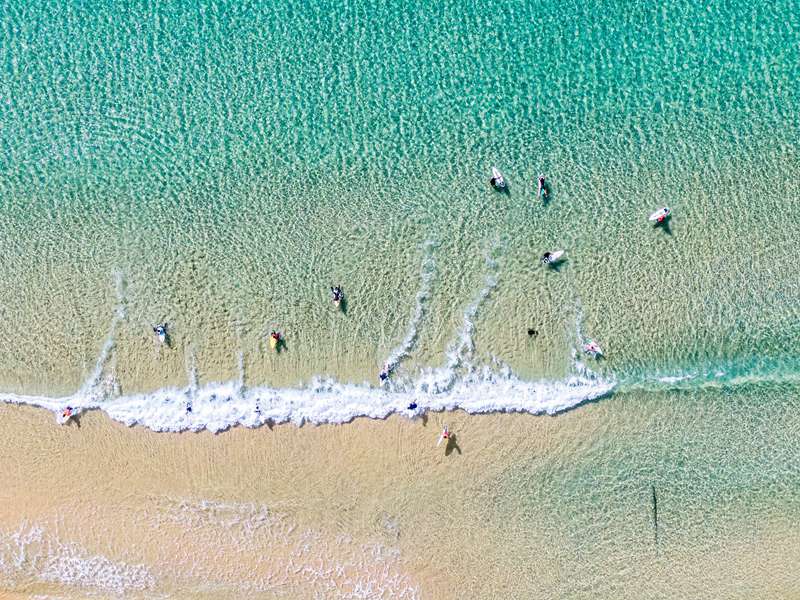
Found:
[0,262,615,432]
[616,355,800,394]
[382,239,437,375]
[0,366,614,433]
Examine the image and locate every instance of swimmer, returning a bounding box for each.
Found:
[330,286,343,307]
[153,324,167,343]
[537,174,548,199]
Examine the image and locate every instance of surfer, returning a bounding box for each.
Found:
[61,406,73,422]
[437,424,450,446]
[537,174,548,198]
[269,330,281,350]
[379,363,390,382]
[541,252,552,265]
[490,167,506,189]
[650,207,671,224]
[153,324,167,343]
[330,286,343,306]
[583,341,602,356]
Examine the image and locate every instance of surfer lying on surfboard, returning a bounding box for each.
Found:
[649,207,670,224]
[582,341,602,356]
[490,167,506,189]
[542,250,565,265]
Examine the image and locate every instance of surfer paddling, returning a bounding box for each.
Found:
[649,207,671,225]
[330,286,343,308]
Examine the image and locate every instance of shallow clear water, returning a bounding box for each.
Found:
[1,0,799,406]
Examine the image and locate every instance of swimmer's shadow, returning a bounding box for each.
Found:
[267,338,287,353]
[490,180,511,196]
[653,217,673,236]
[444,434,461,456]
[539,187,551,205]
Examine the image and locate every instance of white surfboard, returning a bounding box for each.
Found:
[649,207,670,222]
[491,167,506,188]
[542,250,565,265]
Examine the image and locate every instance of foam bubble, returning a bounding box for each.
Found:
[143,499,422,597]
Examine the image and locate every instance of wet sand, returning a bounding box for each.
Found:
[3,386,800,598]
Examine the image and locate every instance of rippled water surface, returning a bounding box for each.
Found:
[0,0,799,596]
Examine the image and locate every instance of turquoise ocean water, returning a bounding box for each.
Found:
[1,0,798,404]
[1,0,800,594]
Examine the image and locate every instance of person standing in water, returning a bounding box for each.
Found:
[330,286,343,308]
[537,174,548,199]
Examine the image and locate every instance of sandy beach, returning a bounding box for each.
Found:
[4,384,800,598]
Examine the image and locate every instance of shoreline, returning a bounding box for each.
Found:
[4,384,800,599]
[0,366,615,433]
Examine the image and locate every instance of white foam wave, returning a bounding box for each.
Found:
[0,259,614,432]
[0,523,155,594]
[382,240,436,374]
[414,257,498,395]
[0,360,613,433]
[656,374,694,384]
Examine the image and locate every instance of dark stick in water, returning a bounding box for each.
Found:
[652,485,658,549]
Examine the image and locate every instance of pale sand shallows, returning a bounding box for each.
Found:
[2,389,800,599]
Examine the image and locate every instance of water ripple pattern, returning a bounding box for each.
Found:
[0,0,798,419]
